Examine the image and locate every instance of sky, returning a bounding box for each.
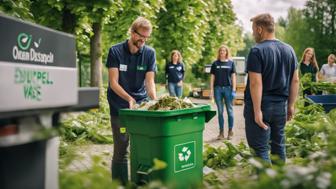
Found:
[231,0,307,33]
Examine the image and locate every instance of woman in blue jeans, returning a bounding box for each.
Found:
[165,50,185,97]
[210,45,236,140]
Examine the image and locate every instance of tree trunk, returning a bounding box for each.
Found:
[90,22,102,88]
[61,8,76,34]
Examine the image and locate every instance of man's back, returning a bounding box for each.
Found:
[245,39,297,102]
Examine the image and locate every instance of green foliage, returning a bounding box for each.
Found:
[1,0,245,88]
[285,102,332,158]
[300,73,336,94]
[0,0,33,20]
[59,141,78,169]
[282,7,312,59]
[236,33,255,58]
[153,0,209,65]
[60,156,121,189]
[202,96,336,189]
[328,109,336,124]
[60,91,112,144]
[192,0,245,81]
[203,141,251,169]
[304,0,336,65]
[283,0,336,67]
[138,96,194,110]
[60,155,170,189]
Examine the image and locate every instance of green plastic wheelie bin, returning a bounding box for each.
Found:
[119,104,216,188]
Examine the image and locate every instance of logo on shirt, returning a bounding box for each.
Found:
[176,66,182,71]
[137,65,147,71]
[120,64,127,72]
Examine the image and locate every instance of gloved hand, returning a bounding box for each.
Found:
[231,91,236,99]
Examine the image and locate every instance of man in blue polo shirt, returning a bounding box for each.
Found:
[105,17,156,184]
[244,13,299,163]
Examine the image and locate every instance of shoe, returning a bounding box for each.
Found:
[227,129,233,140]
[217,131,224,140]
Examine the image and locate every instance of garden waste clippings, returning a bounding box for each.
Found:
[135,96,195,110]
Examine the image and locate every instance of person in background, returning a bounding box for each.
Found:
[244,13,299,163]
[320,54,336,82]
[165,50,185,97]
[210,45,236,140]
[105,16,157,185]
[299,47,319,96]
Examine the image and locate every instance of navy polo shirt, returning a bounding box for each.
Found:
[244,40,298,103]
[210,60,236,87]
[165,62,185,83]
[106,40,156,116]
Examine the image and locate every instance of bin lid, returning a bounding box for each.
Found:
[119,104,216,122]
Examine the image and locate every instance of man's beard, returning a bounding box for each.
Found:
[133,39,144,49]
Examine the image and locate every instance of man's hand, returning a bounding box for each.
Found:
[177,80,183,87]
[128,98,136,109]
[254,110,268,130]
[287,105,295,121]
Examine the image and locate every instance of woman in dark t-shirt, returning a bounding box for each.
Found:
[210,45,236,140]
[165,50,185,97]
[299,47,319,96]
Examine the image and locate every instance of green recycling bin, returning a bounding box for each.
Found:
[119,104,216,188]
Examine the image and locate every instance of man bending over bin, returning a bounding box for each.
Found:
[105,16,157,184]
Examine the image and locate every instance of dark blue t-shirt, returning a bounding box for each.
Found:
[106,40,156,115]
[210,60,236,87]
[165,62,185,83]
[244,40,298,103]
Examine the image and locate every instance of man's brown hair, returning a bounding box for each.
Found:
[250,13,275,33]
[129,16,152,33]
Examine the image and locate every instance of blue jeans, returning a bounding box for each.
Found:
[244,100,287,162]
[168,82,182,97]
[214,86,234,131]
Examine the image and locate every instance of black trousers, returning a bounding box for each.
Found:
[110,115,129,163]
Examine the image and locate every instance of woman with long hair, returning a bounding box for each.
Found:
[165,50,185,97]
[210,45,236,140]
[299,47,319,96]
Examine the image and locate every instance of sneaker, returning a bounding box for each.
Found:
[227,129,233,140]
[217,131,224,140]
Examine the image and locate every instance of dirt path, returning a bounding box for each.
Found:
[191,98,247,148]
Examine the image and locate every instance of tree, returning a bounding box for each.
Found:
[2,0,245,88]
[66,1,123,88]
[0,0,33,20]
[152,1,211,64]
[282,0,336,66]
[304,0,336,65]
[236,33,255,58]
[193,0,244,82]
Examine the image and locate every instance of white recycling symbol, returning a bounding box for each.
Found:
[178,146,191,162]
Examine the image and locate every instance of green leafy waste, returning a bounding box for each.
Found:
[136,96,195,111]
[59,89,112,144]
[300,73,336,94]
